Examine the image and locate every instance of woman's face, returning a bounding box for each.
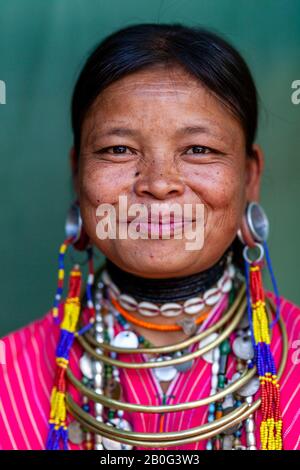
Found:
[76,65,263,278]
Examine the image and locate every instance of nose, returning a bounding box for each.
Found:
[134,158,185,200]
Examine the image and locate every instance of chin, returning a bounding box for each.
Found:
[107,240,201,278]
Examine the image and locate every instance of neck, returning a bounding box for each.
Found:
[105,249,232,304]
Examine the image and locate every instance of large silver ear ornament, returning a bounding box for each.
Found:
[65,201,82,243]
[65,201,89,251]
[245,202,269,242]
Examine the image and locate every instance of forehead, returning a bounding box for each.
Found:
[83,65,244,144]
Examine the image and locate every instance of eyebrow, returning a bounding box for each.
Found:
[174,125,221,138]
[95,122,228,142]
[99,127,140,138]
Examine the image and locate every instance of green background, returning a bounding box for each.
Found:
[0,0,299,336]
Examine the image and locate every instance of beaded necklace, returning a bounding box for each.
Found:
[46,242,286,450]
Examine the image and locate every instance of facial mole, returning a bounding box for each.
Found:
[135,171,140,177]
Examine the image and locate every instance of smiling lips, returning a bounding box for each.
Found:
[125,213,195,238]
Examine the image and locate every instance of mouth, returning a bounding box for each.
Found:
[124,214,195,239]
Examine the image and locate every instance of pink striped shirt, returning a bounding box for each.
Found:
[0,291,299,450]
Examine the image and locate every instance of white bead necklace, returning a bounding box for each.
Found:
[101,264,236,318]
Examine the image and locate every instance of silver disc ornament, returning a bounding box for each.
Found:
[151,356,178,382]
[173,350,194,372]
[68,420,84,445]
[232,335,254,361]
[111,330,139,349]
[237,376,260,398]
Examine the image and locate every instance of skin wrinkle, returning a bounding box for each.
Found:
[73,65,263,346]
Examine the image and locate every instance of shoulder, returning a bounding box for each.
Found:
[0,309,59,367]
[0,305,84,449]
[0,308,61,449]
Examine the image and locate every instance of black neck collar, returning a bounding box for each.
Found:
[105,249,232,303]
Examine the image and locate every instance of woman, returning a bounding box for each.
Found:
[0,23,299,451]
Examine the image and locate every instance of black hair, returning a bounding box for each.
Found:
[71,23,258,157]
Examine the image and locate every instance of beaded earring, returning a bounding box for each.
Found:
[240,202,283,450]
[46,201,95,450]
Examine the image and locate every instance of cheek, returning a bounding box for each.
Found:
[184,162,246,210]
[79,160,135,206]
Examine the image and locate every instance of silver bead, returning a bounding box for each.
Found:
[95,402,103,415]
[199,333,218,363]
[95,337,103,347]
[92,361,103,375]
[94,443,104,450]
[94,432,104,450]
[105,313,114,326]
[211,374,218,390]
[80,353,93,380]
[95,323,104,334]
[94,373,103,388]
[247,433,256,447]
[212,361,219,375]
[95,313,102,323]
[245,417,255,433]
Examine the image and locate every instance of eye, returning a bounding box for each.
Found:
[95,145,134,155]
[185,146,213,155]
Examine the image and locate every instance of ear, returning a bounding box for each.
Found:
[245,143,264,202]
[70,146,80,196]
[239,144,265,247]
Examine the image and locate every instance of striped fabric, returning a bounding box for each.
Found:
[0,291,299,450]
